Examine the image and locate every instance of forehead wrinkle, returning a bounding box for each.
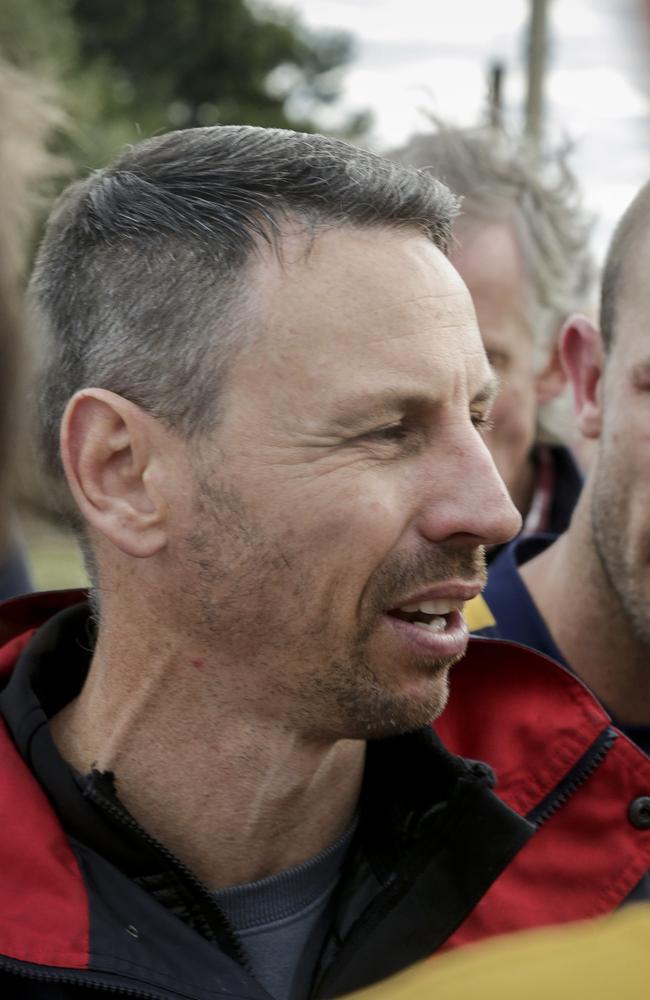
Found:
[347,301,482,352]
[338,287,472,326]
[352,324,479,352]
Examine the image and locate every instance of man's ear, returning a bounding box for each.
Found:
[535,340,567,405]
[559,314,604,440]
[60,388,170,558]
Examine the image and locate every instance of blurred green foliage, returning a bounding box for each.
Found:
[0,0,369,173]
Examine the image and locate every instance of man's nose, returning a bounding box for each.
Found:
[414,427,522,548]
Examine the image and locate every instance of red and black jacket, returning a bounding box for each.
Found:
[0,591,532,999]
[436,637,650,949]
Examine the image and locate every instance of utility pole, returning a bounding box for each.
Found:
[525,0,550,151]
[488,61,505,130]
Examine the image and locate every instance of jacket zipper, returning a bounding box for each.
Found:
[0,956,191,999]
[526,726,618,827]
[83,772,250,971]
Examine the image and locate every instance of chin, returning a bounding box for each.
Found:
[341,671,452,741]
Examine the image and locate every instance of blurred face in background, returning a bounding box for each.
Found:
[589,226,650,646]
[451,219,564,519]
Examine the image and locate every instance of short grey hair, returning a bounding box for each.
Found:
[390,124,595,443]
[29,125,460,489]
[600,177,650,353]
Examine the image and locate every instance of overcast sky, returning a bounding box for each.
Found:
[276,0,650,259]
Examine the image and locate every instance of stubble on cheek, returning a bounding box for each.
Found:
[179,468,486,737]
[300,544,488,740]
[590,457,650,647]
[182,472,333,658]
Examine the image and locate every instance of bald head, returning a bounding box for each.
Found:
[600,179,650,353]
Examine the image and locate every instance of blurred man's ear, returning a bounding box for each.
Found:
[535,341,567,405]
[60,389,170,558]
[560,314,604,440]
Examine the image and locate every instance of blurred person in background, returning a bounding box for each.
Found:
[435,180,650,950]
[468,178,650,753]
[0,59,61,599]
[392,125,594,545]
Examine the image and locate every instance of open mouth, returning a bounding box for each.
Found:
[387,599,463,634]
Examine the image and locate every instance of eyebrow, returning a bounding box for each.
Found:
[329,372,501,429]
[328,390,422,429]
[474,371,501,408]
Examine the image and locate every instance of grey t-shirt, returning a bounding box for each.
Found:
[213,821,357,1000]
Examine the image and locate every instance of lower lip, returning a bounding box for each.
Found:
[384,609,469,658]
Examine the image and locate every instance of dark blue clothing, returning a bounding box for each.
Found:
[539,445,583,537]
[487,445,582,565]
[477,534,650,757]
[0,543,32,601]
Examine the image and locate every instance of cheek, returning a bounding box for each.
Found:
[592,421,650,545]
[282,475,411,585]
[600,421,650,507]
[311,481,406,551]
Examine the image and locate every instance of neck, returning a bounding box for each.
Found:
[520,487,650,726]
[50,621,365,890]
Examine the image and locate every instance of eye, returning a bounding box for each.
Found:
[471,412,493,434]
[364,422,409,443]
[486,350,510,373]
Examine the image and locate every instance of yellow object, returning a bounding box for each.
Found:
[464,594,496,632]
[347,907,650,1000]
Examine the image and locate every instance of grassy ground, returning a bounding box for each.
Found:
[19,509,88,591]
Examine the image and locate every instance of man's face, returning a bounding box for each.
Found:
[168,226,520,741]
[451,221,540,511]
[590,237,650,646]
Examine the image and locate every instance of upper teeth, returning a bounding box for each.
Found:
[400,599,462,615]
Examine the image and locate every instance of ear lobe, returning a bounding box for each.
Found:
[560,314,604,440]
[535,341,567,405]
[61,388,168,558]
